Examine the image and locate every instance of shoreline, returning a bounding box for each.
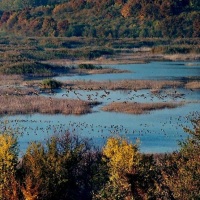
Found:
[43,53,200,66]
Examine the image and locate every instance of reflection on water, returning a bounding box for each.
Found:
[0,61,200,154]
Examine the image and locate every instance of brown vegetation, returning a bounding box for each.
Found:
[0,95,99,115]
[42,60,130,74]
[45,57,147,66]
[185,81,200,89]
[102,102,184,114]
[0,87,38,96]
[64,80,182,91]
[0,75,23,86]
[163,54,200,61]
[70,67,130,75]
[45,51,200,66]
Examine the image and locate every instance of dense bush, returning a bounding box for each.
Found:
[78,64,102,70]
[1,62,52,75]
[0,60,70,76]
[40,78,62,89]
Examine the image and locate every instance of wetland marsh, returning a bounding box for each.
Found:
[0,61,199,154]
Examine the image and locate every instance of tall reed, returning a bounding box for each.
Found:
[102,102,184,114]
[63,80,183,90]
[0,95,98,115]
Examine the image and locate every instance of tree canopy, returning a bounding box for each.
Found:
[0,0,199,38]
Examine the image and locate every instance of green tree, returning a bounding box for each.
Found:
[0,0,15,10]
[40,79,62,89]
[161,116,200,200]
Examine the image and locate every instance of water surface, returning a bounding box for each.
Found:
[1,61,199,154]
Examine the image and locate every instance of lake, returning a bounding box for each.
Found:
[0,61,199,155]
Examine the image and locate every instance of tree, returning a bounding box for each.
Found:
[161,116,200,199]
[100,137,139,199]
[190,0,200,9]
[41,17,57,36]
[13,0,48,10]
[0,0,15,10]
[193,14,200,37]
[21,132,107,200]
[0,131,19,199]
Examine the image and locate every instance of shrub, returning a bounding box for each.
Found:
[78,64,102,70]
[40,79,62,89]
[1,62,53,75]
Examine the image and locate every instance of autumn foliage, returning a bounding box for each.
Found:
[0,117,199,199]
[0,0,199,38]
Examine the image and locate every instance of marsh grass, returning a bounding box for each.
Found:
[64,80,183,90]
[0,95,99,115]
[70,68,130,75]
[185,81,200,89]
[42,60,130,75]
[163,54,200,61]
[0,87,38,96]
[0,75,23,86]
[102,102,184,114]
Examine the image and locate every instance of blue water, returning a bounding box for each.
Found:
[55,61,200,81]
[0,61,199,155]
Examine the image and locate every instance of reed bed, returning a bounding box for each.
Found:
[0,75,23,86]
[163,54,200,61]
[102,102,184,114]
[0,87,39,96]
[185,81,200,89]
[71,68,129,75]
[0,95,99,115]
[64,80,183,91]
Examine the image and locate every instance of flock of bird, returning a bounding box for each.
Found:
[0,84,198,153]
[0,75,199,153]
[56,87,189,103]
[0,114,191,139]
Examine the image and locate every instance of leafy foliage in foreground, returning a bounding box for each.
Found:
[0,132,19,199]
[161,118,200,199]
[0,116,199,199]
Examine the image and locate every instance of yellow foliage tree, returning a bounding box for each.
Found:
[0,132,19,199]
[103,137,139,191]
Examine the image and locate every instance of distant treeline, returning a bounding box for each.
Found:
[0,0,199,38]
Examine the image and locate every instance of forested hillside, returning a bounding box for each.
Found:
[0,0,199,38]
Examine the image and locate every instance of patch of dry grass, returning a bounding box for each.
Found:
[64,80,182,91]
[0,95,99,115]
[185,81,200,89]
[0,87,39,96]
[0,75,23,86]
[72,68,129,75]
[102,102,184,114]
[163,54,200,61]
